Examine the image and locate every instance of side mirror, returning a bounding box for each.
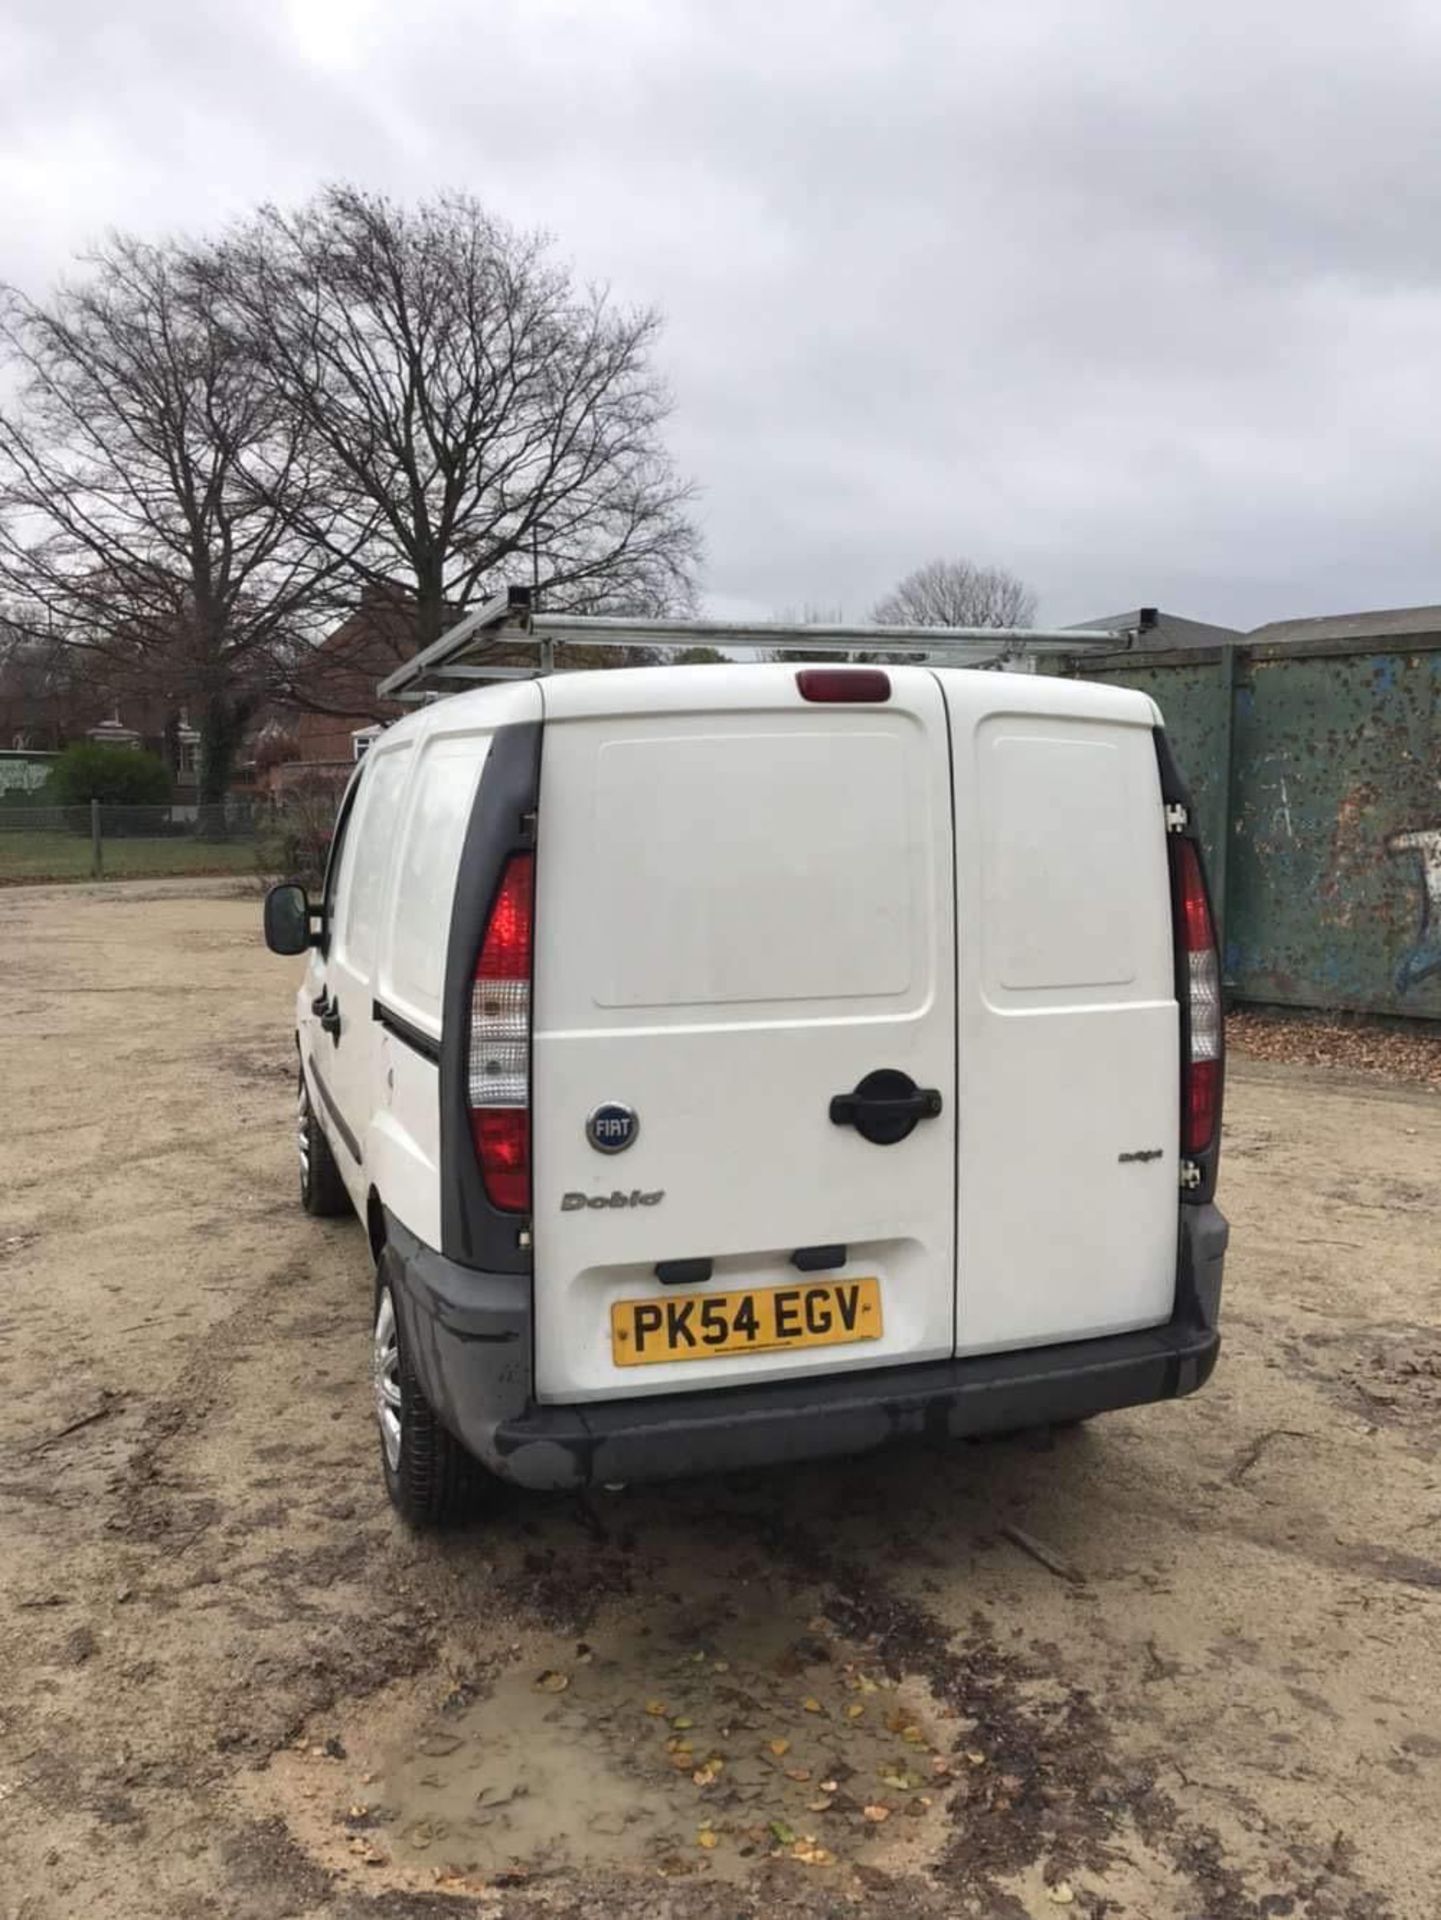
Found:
[263,882,313,956]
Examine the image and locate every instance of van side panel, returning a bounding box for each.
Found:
[531,673,957,1405]
[369,731,490,1252]
[944,683,1180,1354]
[317,742,413,1217]
[347,680,541,1262]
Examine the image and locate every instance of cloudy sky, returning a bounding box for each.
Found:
[4,0,1439,630]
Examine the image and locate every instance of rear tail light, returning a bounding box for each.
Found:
[469,852,534,1212]
[1173,836,1222,1157]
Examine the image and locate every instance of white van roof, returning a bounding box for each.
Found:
[374,661,1160,745]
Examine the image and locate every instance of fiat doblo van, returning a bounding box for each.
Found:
[264,659,1226,1525]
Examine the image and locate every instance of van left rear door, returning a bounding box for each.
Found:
[530,666,958,1405]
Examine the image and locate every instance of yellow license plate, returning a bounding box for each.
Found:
[610,1277,882,1367]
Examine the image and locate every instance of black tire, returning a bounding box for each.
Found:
[373,1254,477,1527]
[297,1064,351,1218]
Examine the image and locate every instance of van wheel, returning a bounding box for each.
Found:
[373,1265,475,1527]
[298,1066,349,1217]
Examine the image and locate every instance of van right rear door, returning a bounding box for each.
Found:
[939,672,1180,1355]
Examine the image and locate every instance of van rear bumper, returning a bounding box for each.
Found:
[385,1205,1227,1493]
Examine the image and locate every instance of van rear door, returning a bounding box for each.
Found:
[530,666,956,1404]
[940,673,1180,1354]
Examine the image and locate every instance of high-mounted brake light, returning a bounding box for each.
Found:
[1174,836,1222,1157]
[796,668,891,703]
[469,852,534,1212]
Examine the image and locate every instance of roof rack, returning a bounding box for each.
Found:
[376,584,1136,702]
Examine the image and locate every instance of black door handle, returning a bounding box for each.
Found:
[313,990,341,1040]
[830,1069,942,1145]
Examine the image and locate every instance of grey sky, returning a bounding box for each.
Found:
[4,0,1439,629]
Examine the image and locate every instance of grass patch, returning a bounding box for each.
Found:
[0,831,258,883]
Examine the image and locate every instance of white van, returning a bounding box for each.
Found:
[264,654,1226,1525]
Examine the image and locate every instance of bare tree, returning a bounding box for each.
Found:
[0,237,340,801]
[0,609,76,747]
[872,559,1037,631]
[213,186,700,653]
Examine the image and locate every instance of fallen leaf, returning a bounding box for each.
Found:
[819,1778,838,1793]
[785,1766,812,1782]
[1048,1883,1075,1907]
[671,1715,694,1731]
[693,1763,721,1787]
[664,1735,694,1755]
[966,1749,987,1767]
[770,1819,797,1846]
[862,1803,891,1823]
[857,1674,879,1694]
[712,1659,730,1672]
[696,1827,719,1851]
[792,1840,834,1866]
[767,1738,791,1758]
[931,1755,954,1777]
[807,1796,832,1812]
[533,1670,569,1694]
[901,1725,926,1745]
[802,1696,823,1714]
[645,1699,669,1717]
[885,1707,910,1735]
[845,1704,865,1721]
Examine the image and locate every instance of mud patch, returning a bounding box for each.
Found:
[1286,1321,1441,1455]
[260,1581,953,1898]
[222,1048,295,1087]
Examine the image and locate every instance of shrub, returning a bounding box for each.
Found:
[46,742,172,807]
[256,772,347,892]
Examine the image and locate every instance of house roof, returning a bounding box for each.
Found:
[1246,604,1441,646]
[1067,608,1243,651]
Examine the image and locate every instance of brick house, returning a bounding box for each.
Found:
[0,644,202,793]
[280,590,543,785]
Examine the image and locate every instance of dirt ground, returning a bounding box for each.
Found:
[2,879,1439,1920]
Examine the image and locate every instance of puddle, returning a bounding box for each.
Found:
[343,1586,953,1886]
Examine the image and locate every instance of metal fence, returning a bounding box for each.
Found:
[1065,635,1441,1021]
[0,801,264,884]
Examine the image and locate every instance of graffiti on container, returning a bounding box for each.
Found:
[1387,824,1441,991]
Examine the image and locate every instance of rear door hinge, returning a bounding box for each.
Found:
[1179,1159,1203,1190]
[1165,803,1190,833]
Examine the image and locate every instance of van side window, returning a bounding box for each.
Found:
[382,736,486,1023]
[337,748,412,980]
[320,768,364,942]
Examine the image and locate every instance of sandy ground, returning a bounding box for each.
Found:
[1,879,1439,1920]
